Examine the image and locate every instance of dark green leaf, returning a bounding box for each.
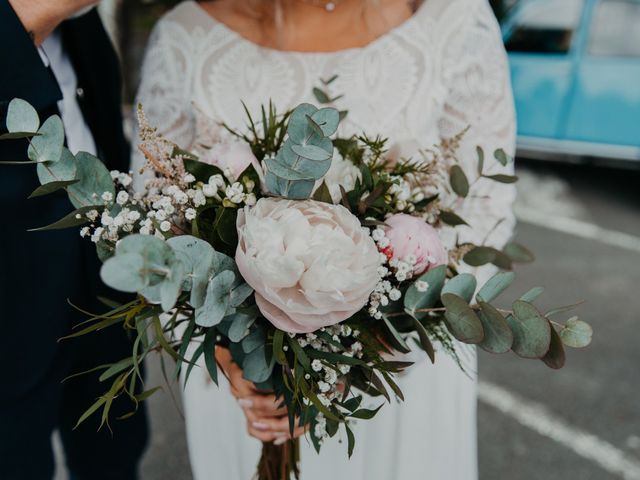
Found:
[504,242,535,263]
[312,181,333,203]
[508,301,551,358]
[203,328,219,384]
[350,404,383,420]
[463,246,496,267]
[542,326,566,369]
[484,174,518,184]
[28,179,79,198]
[450,164,470,197]
[493,148,510,166]
[28,205,99,231]
[476,146,485,175]
[477,302,513,354]
[440,210,468,226]
[441,293,484,344]
[412,317,435,363]
[381,315,411,353]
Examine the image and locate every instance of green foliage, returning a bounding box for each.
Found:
[67,152,115,208]
[559,317,593,348]
[6,98,39,133]
[404,265,447,319]
[441,293,484,344]
[28,116,64,163]
[508,301,551,359]
[265,103,340,199]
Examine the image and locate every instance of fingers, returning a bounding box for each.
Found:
[245,409,308,442]
[239,394,288,417]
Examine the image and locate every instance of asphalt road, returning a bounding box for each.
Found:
[54,160,640,480]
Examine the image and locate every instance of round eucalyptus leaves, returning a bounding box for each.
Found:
[265,103,340,199]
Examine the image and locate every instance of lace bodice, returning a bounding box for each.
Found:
[134,0,517,249]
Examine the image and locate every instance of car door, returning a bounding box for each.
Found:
[564,0,640,157]
[503,0,586,139]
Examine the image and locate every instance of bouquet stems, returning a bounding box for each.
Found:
[256,438,301,480]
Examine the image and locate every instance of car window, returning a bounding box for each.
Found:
[589,0,640,56]
[505,0,585,54]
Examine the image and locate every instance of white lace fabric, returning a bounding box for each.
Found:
[133,1,516,478]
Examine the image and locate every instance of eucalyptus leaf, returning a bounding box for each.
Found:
[290,143,332,161]
[195,270,236,327]
[441,273,476,303]
[229,283,254,308]
[28,116,64,163]
[404,265,447,319]
[508,301,551,359]
[542,326,566,369]
[287,103,318,144]
[477,302,513,354]
[477,271,515,303]
[441,293,484,344]
[6,98,39,133]
[310,108,340,136]
[160,260,186,311]
[559,317,592,348]
[242,344,275,383]
[167,236,215,308]
[100,253,149,292]
[493,148,510,166]
[37,147,77,184]
[66,151,115,209]
[520,287,544,303]
[227,312,257,342]
[242,325,267,354]
[312,87,331,104]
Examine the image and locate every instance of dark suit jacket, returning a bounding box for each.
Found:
[0,2,130,399]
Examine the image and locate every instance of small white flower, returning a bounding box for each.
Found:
[101,192,113,203]
[225,182,245,204]
[110,170,120,180]
[101,212,113,226]
[155,210,167,221]
[160,221,172,232]
[317,381,330,393]
[381,280,392,292]
[311,359,323,372]
[351,342,363,353]
[377,266,389,277]
[90,227,104,243]
[116,191,129,205]
[185,208,197,221]
[79,227,90,238]
[373,311,383,319]
[324,369,338,385]
[193,190,207,207]
[379,295,389,307]
[389,288,401,301]
[118,173,132,187]
[244,193,257,206]
[338,364,351,375]
[208,174,226,188]
[377,236,390,248]
[163,204,176,215]
[127,210,141,222]
[396,272,407,282]
[202,184,217,197]
[86,209,99,221]
[372,228,385,242]
[415,280,430,292]
[183,173,196,184]
[139,226,150,235]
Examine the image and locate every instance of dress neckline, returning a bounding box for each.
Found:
[185,0,426,56]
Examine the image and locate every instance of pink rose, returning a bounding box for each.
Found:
[200,140,262,181]
[384,214,447,275]
[235,198,381,333]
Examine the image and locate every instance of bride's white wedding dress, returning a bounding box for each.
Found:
[133,0,516,478]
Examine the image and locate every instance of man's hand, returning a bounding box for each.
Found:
[215,347,307,445]
[8,0,99,45]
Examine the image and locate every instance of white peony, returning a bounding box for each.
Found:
[235,198,381,333]
[315,150,362,203]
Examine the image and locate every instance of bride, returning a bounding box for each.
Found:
[133,0,516,478]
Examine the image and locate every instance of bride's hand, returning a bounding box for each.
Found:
[215,347,307,444]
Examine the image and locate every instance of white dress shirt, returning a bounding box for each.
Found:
[39,29,97,156]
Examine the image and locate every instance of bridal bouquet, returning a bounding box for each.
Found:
[2,96,592,480]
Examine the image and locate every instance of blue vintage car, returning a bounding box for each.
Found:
[502,0,640,164]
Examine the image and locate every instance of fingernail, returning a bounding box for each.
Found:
[274,437,288,446]
[238,398,253,408]
[252,421,269,431]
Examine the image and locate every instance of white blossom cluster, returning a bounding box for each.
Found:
[366,227,421,319]
[288,324,364,443]
[79,169,258,245]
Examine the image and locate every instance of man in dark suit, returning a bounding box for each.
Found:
[0,1,148,479]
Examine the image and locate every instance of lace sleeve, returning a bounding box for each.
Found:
[130,17,195,174]
[437,0,517,250]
